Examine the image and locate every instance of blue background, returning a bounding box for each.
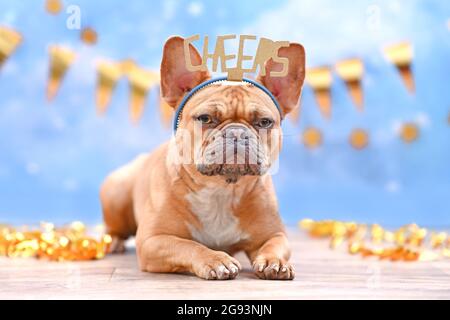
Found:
[0,0,449,226]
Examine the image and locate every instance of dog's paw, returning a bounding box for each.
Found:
[252,256,295,280]
[195,252,242,280]
[108,236,126,254]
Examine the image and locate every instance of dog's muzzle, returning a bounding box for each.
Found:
[196,124,270,182]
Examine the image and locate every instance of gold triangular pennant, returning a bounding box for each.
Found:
[96,61,122,114]
[127,66,160,123]
[384,42,414,93]
[47,46,76,101]
[335,58,364,111]
[0,26,22,69]
[306,67,332,119]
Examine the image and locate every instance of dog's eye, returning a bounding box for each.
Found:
[197,114,213,124]
[256,118,274,128]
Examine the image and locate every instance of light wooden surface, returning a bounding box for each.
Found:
[1,228,449,300]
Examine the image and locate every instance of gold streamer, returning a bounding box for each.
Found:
[299,219,449,262]
[96,61,123,114]
[0,26,22,69]
[47,45,76,101]
[335,58,364,110]
[384,42,414,93]
[306,67,332,119]
[127,65,160,123]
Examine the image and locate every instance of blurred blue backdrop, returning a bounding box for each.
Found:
[0,0,449,226]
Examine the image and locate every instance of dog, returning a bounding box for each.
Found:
[100,36,305,280]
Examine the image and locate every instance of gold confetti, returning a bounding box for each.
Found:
[431,232,447,249]
[400,122,419,143]
[302,127,323,149]
[299,218,449,262]
[0,222,111,261]
[349,128,369,150]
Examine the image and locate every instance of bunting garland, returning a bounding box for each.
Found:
[0,26,22,69]
[46,46,76,101]
[126,65,160,123]
[94,58,160,121]
[0,21,441,147]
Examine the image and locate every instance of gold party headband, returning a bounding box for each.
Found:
[184,35,290,81]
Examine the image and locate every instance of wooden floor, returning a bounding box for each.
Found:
[1,228,449,300]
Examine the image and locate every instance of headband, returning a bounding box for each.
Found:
[173,76,282,131]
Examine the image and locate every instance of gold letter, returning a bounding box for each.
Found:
[251,37,275,76]
[270,41,290,77]
[184,34,203,72]
[213,35,236,72]
[202,36,214,71]
[236,35,256,72]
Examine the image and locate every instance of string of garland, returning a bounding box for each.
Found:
[0,222,112,261]
[299,219,450,262]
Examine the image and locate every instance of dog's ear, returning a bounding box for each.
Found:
[160,36,210,107]
[257,43,305,117]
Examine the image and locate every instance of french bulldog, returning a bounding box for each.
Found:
[100,36,305,280]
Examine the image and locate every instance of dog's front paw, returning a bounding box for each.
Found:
[194,252,242,280]
[109,236,126,254]
[252,256,295,280]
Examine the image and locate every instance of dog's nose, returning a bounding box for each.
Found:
[222,126,249,140]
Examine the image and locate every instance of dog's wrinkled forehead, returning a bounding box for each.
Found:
[181,82,281,124]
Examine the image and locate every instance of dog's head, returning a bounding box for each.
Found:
[161,36,305,183]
